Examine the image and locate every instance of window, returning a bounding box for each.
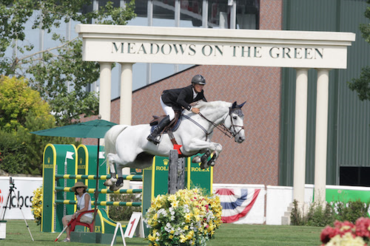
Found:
[340,167,370,187]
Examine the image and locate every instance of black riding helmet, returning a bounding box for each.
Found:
[191,75,206,85]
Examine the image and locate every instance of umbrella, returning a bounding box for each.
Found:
[31,118,116,139]
[31,118,117,223]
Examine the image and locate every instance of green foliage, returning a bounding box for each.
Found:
[0,76,54,132]
[290,200,305,226]
[0,131,27,174]
[359,0,370,44]
[1,0,136,125]
[108,194,142,221]
[347,0,370,100]
[306,202,335,227]
[291,199,370,227]
[0,76,80,174]
[18,113,80,175]
[335,199,370,223]
[347,66,370,101]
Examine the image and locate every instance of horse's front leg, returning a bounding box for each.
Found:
[104,154,117,186]
[104,154,124,191]
[207,151,219,167]
[183,139,223,169]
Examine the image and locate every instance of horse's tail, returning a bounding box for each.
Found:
[104,125,128,156]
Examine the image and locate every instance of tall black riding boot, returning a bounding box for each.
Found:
[147,115,171,145]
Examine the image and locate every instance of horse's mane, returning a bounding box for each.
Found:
[193,100,232,109]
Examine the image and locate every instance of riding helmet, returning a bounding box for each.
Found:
[191,75,206,85]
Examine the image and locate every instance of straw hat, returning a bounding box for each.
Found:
[71,182,87,192]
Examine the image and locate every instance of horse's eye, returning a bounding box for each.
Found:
[233,116,237,120]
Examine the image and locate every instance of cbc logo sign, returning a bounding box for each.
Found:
[0,189,33,208]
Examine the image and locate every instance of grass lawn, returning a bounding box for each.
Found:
[1,220,324,246]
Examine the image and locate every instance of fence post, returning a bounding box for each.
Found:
[177,157,185,190]
[168,150,178,194]
[168,150,186,194]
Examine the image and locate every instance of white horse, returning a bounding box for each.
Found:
[104,100,246,190]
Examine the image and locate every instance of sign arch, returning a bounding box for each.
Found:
[76,24,355,206]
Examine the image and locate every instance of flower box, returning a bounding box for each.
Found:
[145,189,222,246]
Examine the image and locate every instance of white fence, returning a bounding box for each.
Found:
[2,177,370,225]
[0,177,43,220]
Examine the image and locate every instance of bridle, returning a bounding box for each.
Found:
[198,108,244,139]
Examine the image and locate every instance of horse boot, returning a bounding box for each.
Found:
[147,115,171,145]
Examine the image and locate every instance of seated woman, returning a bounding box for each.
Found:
[61,181,93,242]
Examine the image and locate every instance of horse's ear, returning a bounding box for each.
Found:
[232,101,237,108]
[238,101,246,108]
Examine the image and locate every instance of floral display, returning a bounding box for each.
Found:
[320,217,370,245]
[144,188,222,246]
[31,187,43,225]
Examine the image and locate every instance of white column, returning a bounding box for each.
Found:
[230,0,236,29]
[119,63,133,189]
[314,69,330,204]
[174,0,180,73]
[99,63,112,121]
[147,0,153,85]
[120,63,133,125]
[293,68,308,205]
[202,0,208,28]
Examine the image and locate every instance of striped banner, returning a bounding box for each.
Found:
[215,188,260,223]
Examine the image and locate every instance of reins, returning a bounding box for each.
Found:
[198,113,233,138]
[198,110,244,139]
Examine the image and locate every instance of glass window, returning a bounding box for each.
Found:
[127,0,148,26]
[153,0,175,27]
[180,0,203,28]
[236,0,259,29]
[132,0,149,18]
[208,0,230,28]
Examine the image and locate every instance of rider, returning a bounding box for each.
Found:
[147,74,207,145]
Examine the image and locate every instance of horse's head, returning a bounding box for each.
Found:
[224,101,246,143]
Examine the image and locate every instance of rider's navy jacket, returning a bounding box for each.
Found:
[161,85,207,111]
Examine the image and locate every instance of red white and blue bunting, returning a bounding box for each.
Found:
[215,188,261,223]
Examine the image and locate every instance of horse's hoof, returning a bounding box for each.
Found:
[116,182,123,189]
[200,163,209,169]
[112,184,121,191]
[192,156,201,163]
[104,179,113,186]
[208,161,216,166]
[116,177,124,186]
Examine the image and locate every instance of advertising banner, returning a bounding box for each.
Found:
[0,177,42,220]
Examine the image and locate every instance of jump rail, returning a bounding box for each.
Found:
[55,187,142,194]
[55,174,143,181]
[55,200,142,207]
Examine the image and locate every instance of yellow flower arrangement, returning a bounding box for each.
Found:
[31,187,42,225]
[144,189,222,246]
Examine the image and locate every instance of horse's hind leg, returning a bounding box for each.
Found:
[104,154,120,190]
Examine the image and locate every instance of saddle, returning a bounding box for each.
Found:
[149,111,182,149]
[149,110,181,132]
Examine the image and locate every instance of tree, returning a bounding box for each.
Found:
[0,75,54,132]
[0,76,79,174]
[348,0,370,100]
[0,0,136,125]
